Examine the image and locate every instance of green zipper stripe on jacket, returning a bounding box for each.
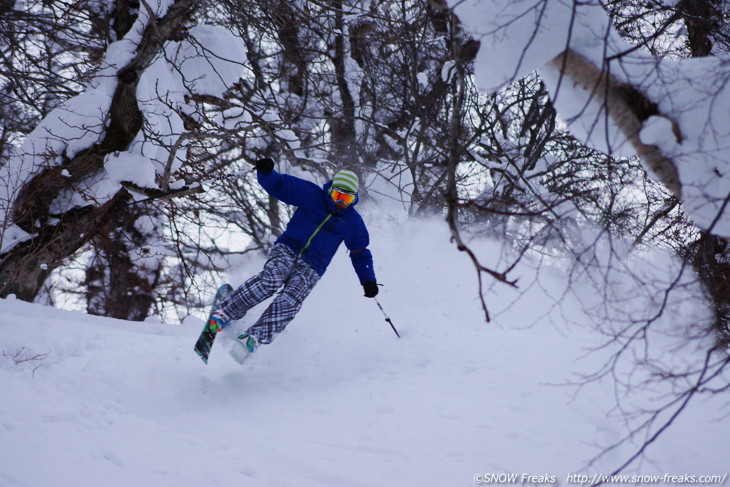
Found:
[298,213,333,258]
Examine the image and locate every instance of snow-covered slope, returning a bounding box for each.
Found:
[1,217,728,487]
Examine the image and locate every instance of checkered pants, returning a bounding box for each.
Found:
[219,243,320,345]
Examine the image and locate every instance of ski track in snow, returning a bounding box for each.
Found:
[1,219,728,487]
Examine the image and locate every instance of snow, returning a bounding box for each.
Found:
[0,225,31,254]
[104,152,159,190]
[1,216,728,487]
[441,60,456,83]
[640,116,678,149]
[165,24,247,98]
[277,129,301,150]
[220,105,252,129]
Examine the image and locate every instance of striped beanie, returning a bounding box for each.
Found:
[332,170,359,193]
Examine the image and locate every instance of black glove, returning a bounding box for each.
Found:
[255,157,274,173]
[363,281,379,298]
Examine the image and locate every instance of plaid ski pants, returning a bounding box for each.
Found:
[219,243,320,344]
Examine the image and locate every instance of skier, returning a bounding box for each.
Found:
[207,157,379,361]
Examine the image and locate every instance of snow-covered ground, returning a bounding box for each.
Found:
[1,217,728,487]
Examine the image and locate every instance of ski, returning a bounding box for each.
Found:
[229,334,256,365]
[194,283,233,364]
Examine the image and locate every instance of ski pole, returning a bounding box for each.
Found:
[374,297,401,338]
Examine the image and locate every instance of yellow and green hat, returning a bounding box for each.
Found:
[332,170,359,193]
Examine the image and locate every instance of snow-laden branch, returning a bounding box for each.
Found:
[452,0,730,236]
[546,49,682,198]
[0,0,250,301]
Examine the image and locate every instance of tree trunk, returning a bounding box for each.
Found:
[85,207,162,321]
[690,233,730,346]
[678,0,721,57]
[0,194,129,301]
[330,0,357,165]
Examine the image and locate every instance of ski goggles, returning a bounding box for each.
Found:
[330,186,356,205]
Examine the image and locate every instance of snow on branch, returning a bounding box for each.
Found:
[547,49,682,198]
[452,0,730,236]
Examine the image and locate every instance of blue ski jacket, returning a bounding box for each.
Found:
[257,169,376,284]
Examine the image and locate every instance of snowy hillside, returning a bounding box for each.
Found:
[1,217,728,487]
